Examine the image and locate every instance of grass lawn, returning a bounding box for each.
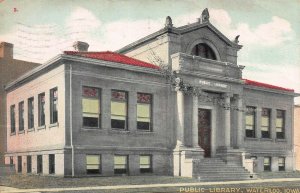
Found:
[0,175,199,189]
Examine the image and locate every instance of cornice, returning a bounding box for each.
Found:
[244,85,296,96]
[179,69,244,84]
[72,70,168,88]
[5,54,164,91]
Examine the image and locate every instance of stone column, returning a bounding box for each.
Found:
[176,90,185,147]
[224,93,231,148]
[236,95,243,147]
[271,108,277,140]
[192,94,199,148]
[256,106,262,139]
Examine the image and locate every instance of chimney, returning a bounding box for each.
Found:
[0,42,13,59]
[73,41,89,52]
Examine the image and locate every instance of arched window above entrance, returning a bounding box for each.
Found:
[191,43,217,60]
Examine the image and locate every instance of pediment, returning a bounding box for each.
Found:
[177,22,242,50]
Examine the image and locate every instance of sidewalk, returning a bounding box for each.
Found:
[1,178,300,193]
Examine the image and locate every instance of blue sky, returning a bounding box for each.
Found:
[0,0,299,101]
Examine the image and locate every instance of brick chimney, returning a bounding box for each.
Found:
[73,41,89,52]
[0,42,13,59]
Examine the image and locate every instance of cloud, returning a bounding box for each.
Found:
[0,7,103,63]
[65,7,102,39]
[243,61,300,94]
[95,19,163,51]
[209,9,293,47]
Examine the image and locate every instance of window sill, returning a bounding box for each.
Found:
[10,132,16,136]
[18,130,25,135]
[81,127,104,132]
[86,174,102,176]
[37,125,46,130]
[82,127,101,130]
[49,122,59,128]
[260,138,273,141]
[27,128,35,133]
[110,129,130,133]
[275,139,287,142]
[244,137,259,141]
[137,129,153,132]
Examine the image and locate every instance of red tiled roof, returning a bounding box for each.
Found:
[64,51,160,70]
[243,79,294,92]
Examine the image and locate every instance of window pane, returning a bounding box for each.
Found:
[111,102,126,116]
[276,127,283,132]
[261,126,269,132]
[137,93,151,103]
[114,156,126,165]
[87,156,100,164]
[278,158,285,165]
[50,88,58,124]
[87,165,100,169]
[111,91,126,101]
[83,87,99,97]
[246,116,254,125]
[261,117,269,127]
[83,113,99,118]
[264,157,270,165]
[82,98,99,114]
[111,115,126,120]
[137,104,150,118]
[277,110,284,118]
[246,125,254,130]
[86,155,101,174]
[137,117,150,122]
[276,118,283,127]
[140,156,150,165]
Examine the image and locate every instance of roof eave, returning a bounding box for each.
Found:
[243,85,296,96]
[5,54,64,91]
[5,54,163,91]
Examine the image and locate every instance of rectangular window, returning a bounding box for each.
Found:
[50,88,58,124]
[18,102,24,131]
[245,106,256,138]
[114,155,128,175]
[27,156,32,173]
[261,108,271,138]
[264,157,271,171]
[86,155,101,174]
[137,93,152,131]
[28,97,34,129]
[140,155,152,173]
[111,90,127,129]
[10,156,13,165]
[82,87,101,128]
[17,156,22,173]
[276,110,285,139]
[38,93,45,126]
[37,155,43,174]
[278,157,285,171]
[10,105,16,133]
[49,154,55,174]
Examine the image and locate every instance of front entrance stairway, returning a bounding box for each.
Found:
[193,158,256,181]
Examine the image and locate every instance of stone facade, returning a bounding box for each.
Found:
[294,105,300,171]
[0,42,40,164]
[4,9,298,177]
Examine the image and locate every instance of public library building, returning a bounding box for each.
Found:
[4,9,297,179]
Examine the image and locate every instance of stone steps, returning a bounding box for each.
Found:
[193,158,256,181]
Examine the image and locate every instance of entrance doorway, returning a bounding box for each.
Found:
[198,108,211,157]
